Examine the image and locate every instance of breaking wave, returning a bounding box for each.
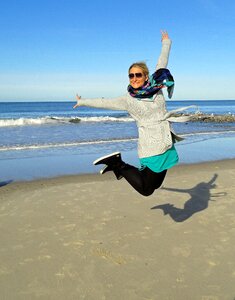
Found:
[0,116,134,127]
[1,112,235,127]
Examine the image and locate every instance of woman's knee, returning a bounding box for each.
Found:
[140,180,164,196]
[140,189,155,197]
[155,182,164,190]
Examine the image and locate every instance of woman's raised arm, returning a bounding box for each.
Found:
[155,30,172,71]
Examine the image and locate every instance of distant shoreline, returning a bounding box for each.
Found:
[0,99,235,103]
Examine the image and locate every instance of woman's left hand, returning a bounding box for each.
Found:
[73,94,81,109]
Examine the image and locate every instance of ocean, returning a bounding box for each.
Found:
[1,100,235,181]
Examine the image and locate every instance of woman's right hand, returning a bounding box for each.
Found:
[73,94,81,109]
[161,30,170,41]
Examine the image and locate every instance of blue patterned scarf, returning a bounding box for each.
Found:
[127,68,174,99]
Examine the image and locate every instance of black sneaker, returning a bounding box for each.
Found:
[100,165,112,174]
[93,152,121,166]
[100,164,123,180]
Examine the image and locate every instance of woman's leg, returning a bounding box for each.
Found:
[93,152,167,196]
[119,164,167,196]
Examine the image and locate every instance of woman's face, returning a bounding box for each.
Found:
[129,66,148,89]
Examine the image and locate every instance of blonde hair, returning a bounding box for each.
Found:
[128,62,149,77]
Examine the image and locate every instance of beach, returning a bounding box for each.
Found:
[1,159,235,300]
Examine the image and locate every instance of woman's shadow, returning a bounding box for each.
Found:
[151,174,226,222]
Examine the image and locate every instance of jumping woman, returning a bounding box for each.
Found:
[73,30,190,196]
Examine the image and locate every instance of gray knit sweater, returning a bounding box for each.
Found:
[78,39,178,158]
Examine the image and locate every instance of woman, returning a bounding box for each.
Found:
[73,31,186,197]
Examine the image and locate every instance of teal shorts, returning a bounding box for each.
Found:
[139,145,179,173]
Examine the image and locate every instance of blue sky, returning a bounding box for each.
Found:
[0,0,234,101]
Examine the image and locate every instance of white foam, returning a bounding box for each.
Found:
[0,138,137,152]
[0,117,59,127]
[1,130,235,152]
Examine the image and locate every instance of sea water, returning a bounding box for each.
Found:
[0,100,235,181]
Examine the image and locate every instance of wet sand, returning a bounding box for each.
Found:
[0,160,235,300]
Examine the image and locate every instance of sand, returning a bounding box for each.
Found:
[0,160,235,300]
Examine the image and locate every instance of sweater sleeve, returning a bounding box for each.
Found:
[156,39,172,70]
[78,95,128,111]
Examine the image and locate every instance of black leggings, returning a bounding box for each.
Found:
[119,164,167,197]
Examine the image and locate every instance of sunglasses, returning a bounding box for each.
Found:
[128,72,143,79]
